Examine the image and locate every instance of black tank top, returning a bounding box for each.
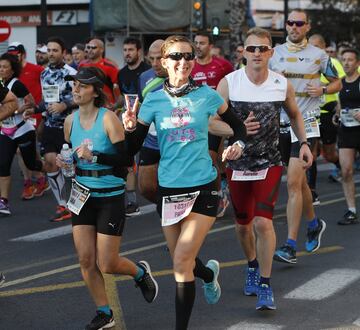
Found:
[340,76,360,109]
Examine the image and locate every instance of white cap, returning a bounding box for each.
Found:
[36,45,48,53]
[62,143,69,150]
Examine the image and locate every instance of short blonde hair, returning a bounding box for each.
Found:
[161,35,195,58]
[246,27,272,46]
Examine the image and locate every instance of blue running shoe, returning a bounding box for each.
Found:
[305,219,326,252]
[256,284,276,310]
[244,267,259,296]
[203,259,221,304]
[273,244,297,264]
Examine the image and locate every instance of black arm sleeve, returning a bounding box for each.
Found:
[219,107,247,144]
[125,122,150,156]
[96,141,133,167]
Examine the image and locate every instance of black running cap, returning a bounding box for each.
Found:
[65,67,104,87]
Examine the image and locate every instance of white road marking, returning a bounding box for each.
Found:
[353,317,360,326]
[284,268,360,300]
[1,241,167,288]
[226,323,283,330]
[10,204,157,242]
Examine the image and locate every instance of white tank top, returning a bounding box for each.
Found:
[225,68,287,171]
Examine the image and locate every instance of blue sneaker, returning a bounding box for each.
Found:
[305,219,326,252]
[203,259,221,304]
[256,284,276,310]
[273,244,297,264]
[244,267,259,296]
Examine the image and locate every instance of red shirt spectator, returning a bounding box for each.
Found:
[191,56,233,89]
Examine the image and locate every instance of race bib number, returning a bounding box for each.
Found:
[290,117,320,143]
[162,191,200,227]
[43,85,60,103]
[67,179,91,215]
[341,108,360,127]
[231,168,269,181]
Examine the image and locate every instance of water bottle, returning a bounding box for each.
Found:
[61,144,75,177]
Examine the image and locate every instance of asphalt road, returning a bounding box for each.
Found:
[1,160,360,330]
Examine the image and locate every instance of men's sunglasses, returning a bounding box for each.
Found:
[286,20,307,27]
[245,45,272,53]
[166,52,195,61]
[86,45,98,50]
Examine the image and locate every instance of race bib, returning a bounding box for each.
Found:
[162,191,200,227]
[231,168,269,181]
[290,117,320,143]
[43,85,60,103]
[341,108,360,127]
[67,179,91,215]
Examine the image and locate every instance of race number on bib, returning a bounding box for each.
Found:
[231,168,269,181]
[42,85,60,103]
[162,191,200,227]
[290,117,320,143]
[67,180,91,215]
[341,108,360,127]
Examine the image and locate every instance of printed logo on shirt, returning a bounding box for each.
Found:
[170,107,191,128]
[208,71,216,79]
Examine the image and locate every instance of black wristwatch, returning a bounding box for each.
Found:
[322,86,328,95]
[300,141,311,148]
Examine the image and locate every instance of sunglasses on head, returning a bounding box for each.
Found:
[286,20,307,27]
[166,52,195,61]
[245,45,272,53]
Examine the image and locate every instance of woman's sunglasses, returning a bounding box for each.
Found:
[245,45,272,53]
[165,52,196,61]
[286,20,307,27]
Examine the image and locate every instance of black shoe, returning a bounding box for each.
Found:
[338,210,358,225]
[85,310,115,330]
[273,244,297,264]
[311,190,320,206]
[0,272,5,287]
[134,261,159,303]
[125,202,140,217]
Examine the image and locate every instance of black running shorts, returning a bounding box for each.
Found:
[138,146,161,166]
[72,193,126,236]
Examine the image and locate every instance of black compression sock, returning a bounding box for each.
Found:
[193,257,214,283]
[248,258,259,269]
[307,160,317,190]
[259,276,270,286]
[175,281,195,330]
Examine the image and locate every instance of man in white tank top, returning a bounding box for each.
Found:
[214,27,312,311]
[270,9,340,265]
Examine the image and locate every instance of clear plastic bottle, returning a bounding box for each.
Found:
[61,144,75,177]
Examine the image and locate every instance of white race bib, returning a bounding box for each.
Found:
[43,85,60,103]
[161,191,200,227]
[290,117,320,143]
[67,180,91,215]
[231,168,269,181]
[341,108,360,127]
